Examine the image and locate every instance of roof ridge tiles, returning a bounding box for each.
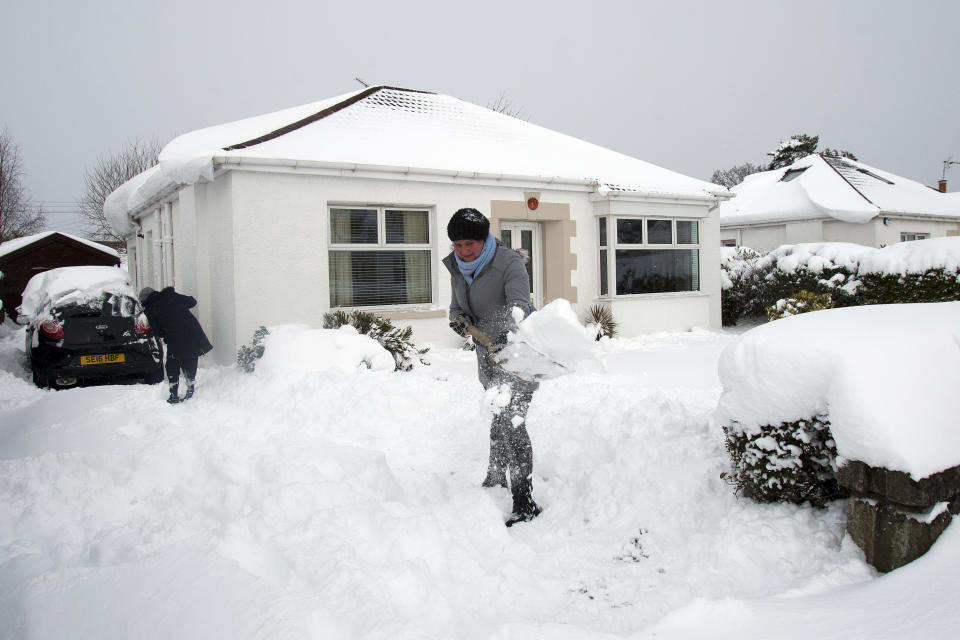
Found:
[223,86,434,151]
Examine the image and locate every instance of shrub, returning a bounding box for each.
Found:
[850,269,960,306]
[720,246,770,325]
[765,290,834,321]
[719,244,960,325]
[237,326,269,373]
[583,305,617,340]
[722,416,846,508]
[323,310,429,371]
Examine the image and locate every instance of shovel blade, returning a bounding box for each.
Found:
[492,340,571,382]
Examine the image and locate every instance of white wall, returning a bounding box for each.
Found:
[737,225,788,251]
[728,217,960,252]
[822,219,877,246]
[785,220,823,245]
[173,186,199,296]
[194,174,237,365]
[872,217,960,247]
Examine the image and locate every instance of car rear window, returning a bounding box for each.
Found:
[56,294,139,319]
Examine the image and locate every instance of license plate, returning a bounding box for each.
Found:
[80,353,125,365]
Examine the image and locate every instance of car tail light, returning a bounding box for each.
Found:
[39,317,64,339]
[135,314,152,335]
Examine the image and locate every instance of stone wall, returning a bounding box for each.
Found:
[838,461,960,572]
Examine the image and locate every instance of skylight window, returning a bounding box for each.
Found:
[780,167,808,182]
[856,167,894,184]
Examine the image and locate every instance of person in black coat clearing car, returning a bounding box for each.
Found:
[139,286,213,404]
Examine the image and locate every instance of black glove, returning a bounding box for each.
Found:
[449,319,468,337]
[487,331,509,355]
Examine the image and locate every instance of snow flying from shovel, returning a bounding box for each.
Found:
[463,300,604,382]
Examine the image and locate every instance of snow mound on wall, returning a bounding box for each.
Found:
[716,302,960,478]
[858,236,960,275]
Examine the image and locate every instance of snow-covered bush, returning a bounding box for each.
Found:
[582,304,617,340]
[851,269,960,306]
[765,291,834,321]
[722,417,846,508]
[322,310,429,371]
[236,326,269,373]
[720,246,769,325]
[721,240,960,325]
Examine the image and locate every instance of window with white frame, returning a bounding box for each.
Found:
[900,232,929,242]
[599,216,700,295]
[328,207,432,307]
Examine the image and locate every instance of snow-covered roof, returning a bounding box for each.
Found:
[718,154,960,227]
[0,231,120,261]
[105,86,730,234]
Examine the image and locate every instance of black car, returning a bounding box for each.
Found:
[20,267,163,388]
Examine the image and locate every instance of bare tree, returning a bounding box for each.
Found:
[487,92,527,119]
[0,128,46,243]
[78,137,164,245]
[710,162,764,189]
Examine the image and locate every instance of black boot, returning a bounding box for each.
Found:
[505,496,542,527]
[505,473,541,527]
[182,378,195,401]
[167,383,180,404]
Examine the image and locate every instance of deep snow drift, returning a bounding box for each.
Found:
[1,308,958,639]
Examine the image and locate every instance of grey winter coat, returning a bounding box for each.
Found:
[442,241,537,390]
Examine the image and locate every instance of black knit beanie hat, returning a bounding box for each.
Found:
[447,208,490,241]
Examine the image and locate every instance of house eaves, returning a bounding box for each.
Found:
[214,155,729,206]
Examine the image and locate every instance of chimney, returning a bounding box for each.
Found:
[938,179,947,193]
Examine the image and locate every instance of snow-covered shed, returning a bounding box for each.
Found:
[105,86,730,364]
[0,231,120,321]
[718,154,960,251]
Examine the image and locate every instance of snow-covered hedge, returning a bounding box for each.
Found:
[717,302,960,507]
[723,416,845,508]
[721,238,960,325]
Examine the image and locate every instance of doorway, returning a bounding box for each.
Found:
[499,221,543,308]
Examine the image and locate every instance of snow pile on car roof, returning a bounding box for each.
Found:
[18,266,134,319]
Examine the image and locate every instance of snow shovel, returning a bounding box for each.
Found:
[455,315,572,382]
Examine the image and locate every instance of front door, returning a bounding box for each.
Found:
[499,221,543,308]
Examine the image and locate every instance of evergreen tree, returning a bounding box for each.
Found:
[767,134,819,170]
[821,148,858,161]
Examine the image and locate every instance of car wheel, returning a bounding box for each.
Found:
[144,369,164,385]
[31,368,48,389]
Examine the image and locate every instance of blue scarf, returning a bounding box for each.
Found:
[455,232,497,285]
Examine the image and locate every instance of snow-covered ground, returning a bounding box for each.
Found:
[1,312,958,639]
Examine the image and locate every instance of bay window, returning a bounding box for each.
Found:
[599,216,700,295]
[329,207,432,307]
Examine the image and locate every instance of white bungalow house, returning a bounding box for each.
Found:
[718,154,960,251]
[105,86,730,364]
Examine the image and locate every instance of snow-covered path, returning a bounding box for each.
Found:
[0,321,942,639]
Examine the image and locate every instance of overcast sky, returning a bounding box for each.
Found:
[4,0,959,235]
